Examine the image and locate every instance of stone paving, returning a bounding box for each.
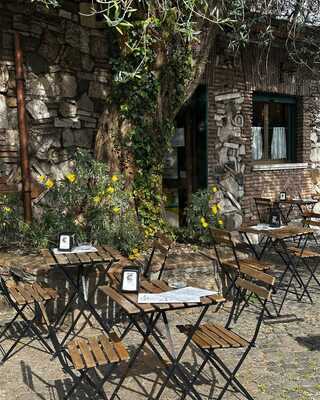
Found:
[0,249,320,399]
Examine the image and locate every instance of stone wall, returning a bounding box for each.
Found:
[0,0,109,184]
[205,37,320,225]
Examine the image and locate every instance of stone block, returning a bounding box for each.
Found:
[0,94,8,129]
[62,128,94,148]
[88,81,109,99]
[60,73,77,98]
[6,97,17,108]
[7,107,18,130]
[0,65,9,93]
[311,131,318,143]
[65,22,81,48]
[59,102,77,118]
[26,99,50,120]
[311,147,320,162]
[82,54,94,72]
[59,9,72,20]
[6,130,19,147]
[60,46,82,70]
[54,118,81,129]
[38,30,61,64]
[215,92,241,102]
[77,92,94,112]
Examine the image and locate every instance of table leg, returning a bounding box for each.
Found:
[58,265,112,339]
[153,305,210,400]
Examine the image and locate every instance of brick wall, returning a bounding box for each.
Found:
[204,37,320,225]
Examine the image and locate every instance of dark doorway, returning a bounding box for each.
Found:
[163,85,208,226]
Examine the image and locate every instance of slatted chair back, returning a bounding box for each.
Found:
[143,232,173,279]
[209,228,240,270]
[254,197,272,223]
[226,273,274,345]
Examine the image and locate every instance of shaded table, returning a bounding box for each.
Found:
[240,224,314,317]
[276,198,317,223]
[40,245,120,345]
[99,280,225,400]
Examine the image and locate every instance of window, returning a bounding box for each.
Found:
[252,93,297,162]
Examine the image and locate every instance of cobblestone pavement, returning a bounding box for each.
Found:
[0,250,320,400]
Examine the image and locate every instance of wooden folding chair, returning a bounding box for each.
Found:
[48,325,129,399]
[142,232,173,279]
[254,197,272,223]
[286,234,320,303]
[177,272,275,400]
[0,272,58,363]
[210,228,272,302]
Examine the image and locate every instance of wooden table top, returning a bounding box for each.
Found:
[40,245,121,267]
[275,198,318,205]
[240,224,314,240]
[99,280,225,316]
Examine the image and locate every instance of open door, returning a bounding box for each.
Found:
[164,85,208,226]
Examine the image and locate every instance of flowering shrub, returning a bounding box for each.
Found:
[186,186,224,244]
[0,151,144,255]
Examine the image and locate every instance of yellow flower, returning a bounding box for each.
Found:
[39,175,46,183]
[45,179,54,189]
[128,248,140,260]
[3,206,12,213]
[200,217,208,229]
[113,206,120,214]
[66,172,76,183]
[111,175,118,182]
[218,219,224,226]
[211,204,218,215]
[217,203,222,211]
[106,186,115,194]
[93,195,101,205]
[212,186,218,193]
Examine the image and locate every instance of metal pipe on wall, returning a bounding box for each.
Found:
[14,32,32,224]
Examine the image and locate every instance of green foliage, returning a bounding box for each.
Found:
[185,186,224,244]
[0,151,144,255]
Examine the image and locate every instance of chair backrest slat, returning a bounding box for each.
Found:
[235,277,271,300]
[254,197,272,223]
[239,264,276,286]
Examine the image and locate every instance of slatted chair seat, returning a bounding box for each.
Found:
[222,257,271,272]
[303,219,320,227]
[67,333,129,371]
[0,275,57,363]
[7,282,58,305]
[287,246,320,258]
[177,273,275,400]
[178,323,249,350]
[48,325,129,399]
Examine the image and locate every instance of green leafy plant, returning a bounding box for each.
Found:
[186,185,224,244]
[0,151,144,255]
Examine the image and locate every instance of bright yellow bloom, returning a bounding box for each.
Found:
[212,186,218,193]
[128,248,140,260]
[218,219,224,226]
[93,195,101,205]
[106,186,115,194]
[66,173,76,183]
[3,206,12,213]
[45,179,54,189]
[200,217,208,229]
[211,204,218,215]
[111,175,118,182]
[39,175,46,183]
[217,203,222,211]
[113,207,120,214]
